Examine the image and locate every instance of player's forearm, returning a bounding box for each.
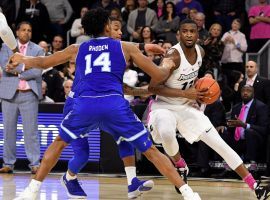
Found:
[123,84,151,96]
[148,83,187,98]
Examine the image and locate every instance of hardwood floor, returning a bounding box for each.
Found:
[0,173,260,199]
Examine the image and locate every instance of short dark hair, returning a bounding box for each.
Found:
[16,21,32,30]
[109,16,122,24]
[179,18,198,29]
[82,8,110,37]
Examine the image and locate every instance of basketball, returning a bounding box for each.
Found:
[195,77,220,104]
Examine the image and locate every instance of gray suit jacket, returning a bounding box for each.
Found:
[0,41,44,100]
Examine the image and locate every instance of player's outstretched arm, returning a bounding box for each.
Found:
[0,12,17,52]
[122,41,173,84]
[8,44,79,70]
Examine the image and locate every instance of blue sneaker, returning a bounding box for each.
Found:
[128,177,154,199]
[60,173,87,199]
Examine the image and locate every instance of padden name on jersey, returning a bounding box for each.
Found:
[178,70,198,81]
[89,44,109,51]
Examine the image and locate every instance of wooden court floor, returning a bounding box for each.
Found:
[0,173,262,200]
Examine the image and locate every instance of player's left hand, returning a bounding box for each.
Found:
[145,44,166,55]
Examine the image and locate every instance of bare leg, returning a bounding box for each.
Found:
[234,164,250,178]
[35,136,68,181]
[143,145,185,188]
[122,156,135,167]
[170,152,181,163]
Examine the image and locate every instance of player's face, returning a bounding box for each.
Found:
[16,24,32,44]
[110,21,122,40]
[179,23,198,48]
[241,86,254,103]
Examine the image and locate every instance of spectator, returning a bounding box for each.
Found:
[162,40,173,53]
[154,1,180,45]
[41,0,73,37]
[221,18,248,78]
[247,0,270,52]
[63,79,73,100]
[226,85,269,170]
[127,0,158,41]
[40,81,54,103]
[70,6,90,44]
[0,0,21,29]
[234,60,270,111]
[16,0,51,43]
[0,21,44,174]
[188,8,198,20]
[60,59,76,81]
[152,0,166,19]
[213,0,242,33]
[91,0,119,12]
[38,40,51,56]
[50,35,65,71]
[121,0,137,23]
[175,0,203,20]
[139,26,155,44]
[199,23,224,77]
[194,12,209,45]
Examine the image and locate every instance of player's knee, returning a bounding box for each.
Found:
[161,132,176,145]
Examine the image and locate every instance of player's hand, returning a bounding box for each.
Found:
[227,116,246,128]
[184,87,209,102]
[6,53,23,72]
[145,44,166,55]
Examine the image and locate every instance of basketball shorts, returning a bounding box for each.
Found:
[59,95,152,153]
[148,102,213,144]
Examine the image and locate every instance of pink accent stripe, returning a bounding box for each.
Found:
[146,99,155,124]
[243,173,256,190]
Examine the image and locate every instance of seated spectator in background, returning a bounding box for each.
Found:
[154,1,180,45]
[195,71,227,177]
[50,35,65,71]
[40,81,54,103]
[221,18,247,78]
[60,59,76,81]
[175,0,203,20]
[152,0,165,19]
[38,40,51,56]
[188,8,198,20]
[16,0,51,44]
[161,40,173,53]
[121,0,137,24]
[199,23,224,77]
[213,0,242,33]
[248,0,270,52]
[226,85,269,171]
[194,12,209,45]
[139,26,156,44]
[91,0,119,12]
[41,0,73,38]
[59,79,73,102]
[234,60,270,115]
[127,0,158,42]
[71,6,91,44]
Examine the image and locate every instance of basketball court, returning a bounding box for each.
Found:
[0,172,265,200]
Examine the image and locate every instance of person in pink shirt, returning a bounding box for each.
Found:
[248,0,270,52]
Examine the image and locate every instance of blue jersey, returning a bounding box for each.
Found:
[74,37,126,97]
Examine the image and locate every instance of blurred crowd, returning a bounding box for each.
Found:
[0,0,270,176]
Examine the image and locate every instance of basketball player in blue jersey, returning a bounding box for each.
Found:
[148,19,270,199]
[11,8,202,200]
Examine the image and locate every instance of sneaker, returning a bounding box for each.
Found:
[175,166,189,194]
[180,184,201,200]
[60,173,87,199]
[13,186,39,200]
[128,177,154,199]
[255,181,270,200]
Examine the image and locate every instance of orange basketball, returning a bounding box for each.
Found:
[195,77,220,104]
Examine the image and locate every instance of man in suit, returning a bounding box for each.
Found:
[227,85,269,169]
[235,60,270,109]
[0,21,44,174]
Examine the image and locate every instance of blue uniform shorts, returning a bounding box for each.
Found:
[59,95,152,153]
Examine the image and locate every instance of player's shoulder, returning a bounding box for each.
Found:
[197,44,205,57]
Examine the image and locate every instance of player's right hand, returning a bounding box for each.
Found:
[184,87,209,103]
[6,52,23,72]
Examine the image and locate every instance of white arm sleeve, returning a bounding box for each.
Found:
[0,12,17,50]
